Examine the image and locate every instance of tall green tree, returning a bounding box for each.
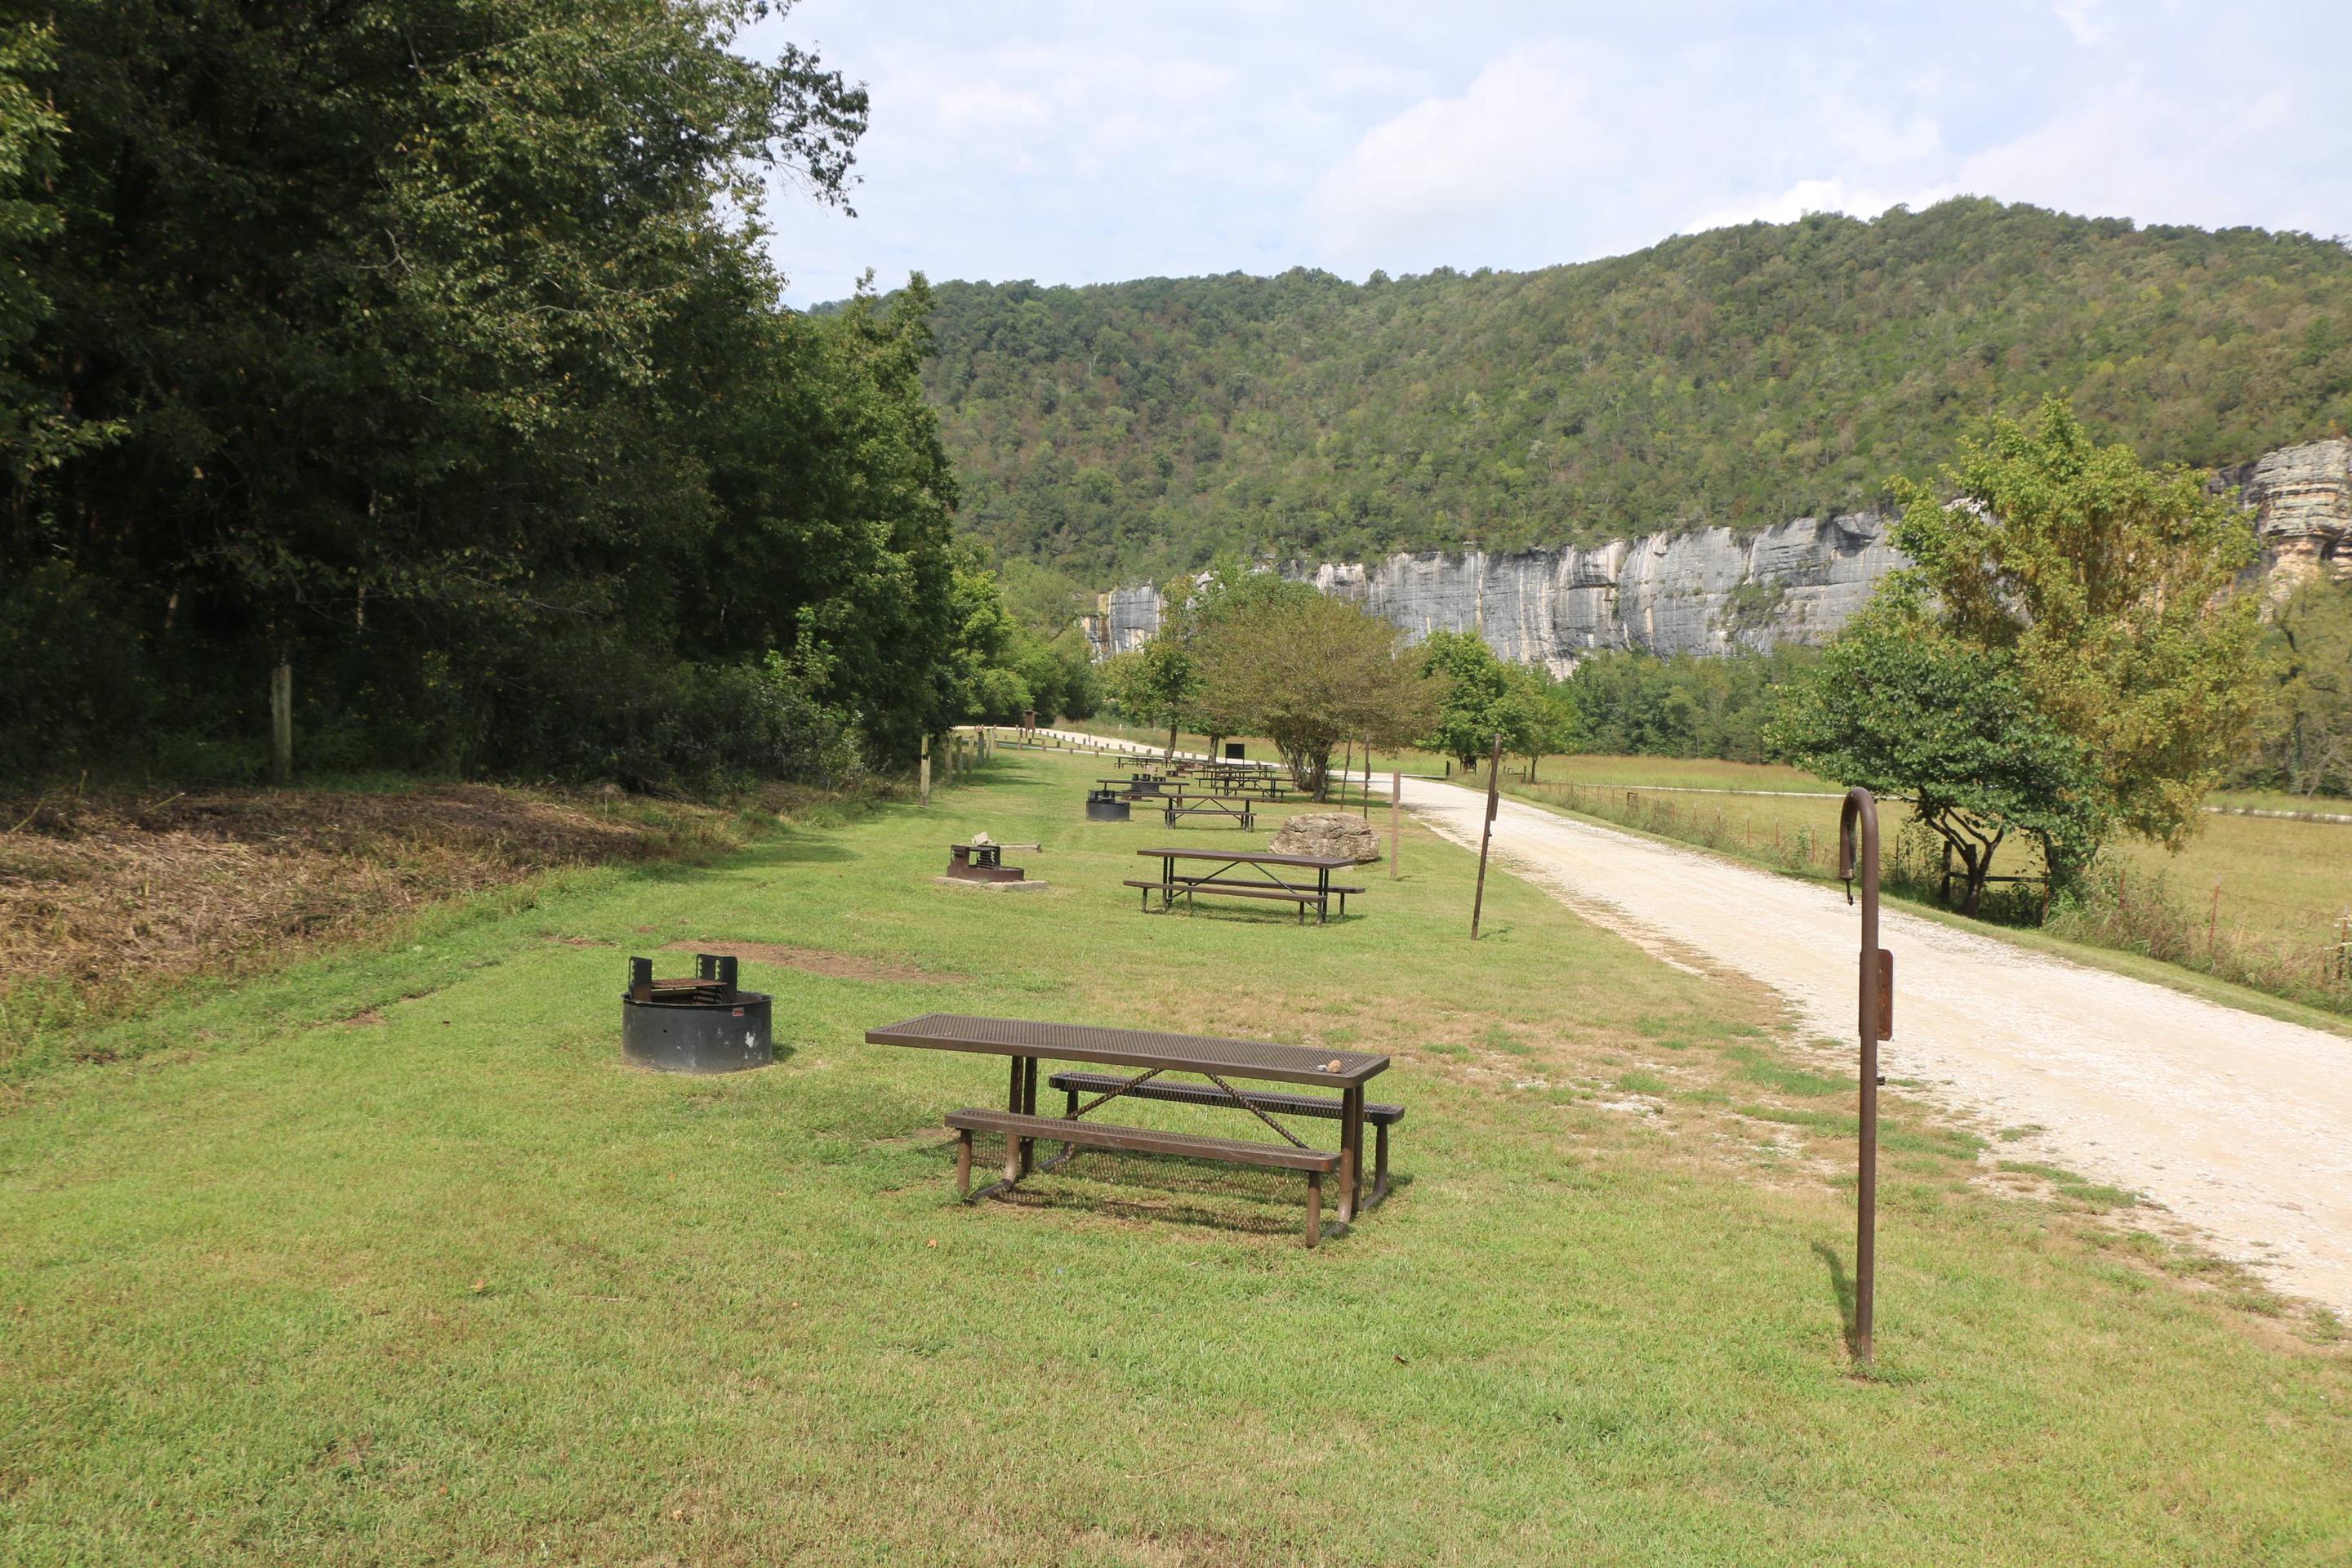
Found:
[1101,635,1200,760]
[2242,577,2352,796]
[1192,593,1437,797]
[1880,398,2269,853]
[1771,630,2105,912]
[0,0,975,789]
[1780,399,2271,903]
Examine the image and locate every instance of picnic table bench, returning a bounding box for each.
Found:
[1125,847,1364,923]
[1047,1071,1402,1204]
[867,1013,1393,1244]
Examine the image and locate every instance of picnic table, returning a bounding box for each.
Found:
[1098,774,1166,797]
[1126,847,1363,923]
[866,1013,1394,1242]
[1157,792,1255,830]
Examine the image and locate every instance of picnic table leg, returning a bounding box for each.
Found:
[1304,1170,1323,1249]
[1373,1120,1390,1205]
[1339,1086,1365,1221]
[1019,1055,1039,1175]
[956,1128,973,1199]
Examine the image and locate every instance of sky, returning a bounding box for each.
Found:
[740,1,2352,307]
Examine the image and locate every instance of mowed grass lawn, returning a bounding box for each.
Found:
[2,751,2346,1565]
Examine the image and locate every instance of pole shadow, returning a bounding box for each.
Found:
[1811,1240,1858,1354]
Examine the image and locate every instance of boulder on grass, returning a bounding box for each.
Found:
[1269,812,1382,863]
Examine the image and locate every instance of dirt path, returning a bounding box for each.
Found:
[1396,773,2352,1312]
[1022,731,2352,1309]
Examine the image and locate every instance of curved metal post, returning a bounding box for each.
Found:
[1838,787,1882,1365]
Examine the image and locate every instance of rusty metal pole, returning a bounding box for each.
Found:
[1838,787,1887,1365]
[1471,732,1503,938]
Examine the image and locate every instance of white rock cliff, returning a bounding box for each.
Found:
[1084,438,2350,667]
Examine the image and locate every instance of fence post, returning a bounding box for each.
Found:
[1471,733,1503,939]
[1838,788,1888,1368]
[920,733,932,806]
[1390,770,1401,880]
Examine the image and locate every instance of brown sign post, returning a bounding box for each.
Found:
[1471,732,1503,938]
[1837,786,1891,1365]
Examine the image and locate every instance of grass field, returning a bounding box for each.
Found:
[2,750,2346,1564]
[1500,762,2352,951]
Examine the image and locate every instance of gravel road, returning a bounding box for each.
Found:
[1401,773,2352,1312]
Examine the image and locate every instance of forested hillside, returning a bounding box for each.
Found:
[920,201,2352,581]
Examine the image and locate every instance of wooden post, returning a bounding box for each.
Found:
[1471,732,1502,938]
[1838,788,1886,1368]
[1373,771,1392,884]
[920,733,932,806]
[269,658,292,786]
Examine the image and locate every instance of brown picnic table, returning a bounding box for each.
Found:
[1127,846,1363,923]
[866,1013,1393,1242]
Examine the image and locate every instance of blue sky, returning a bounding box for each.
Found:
[740,1,2352,307]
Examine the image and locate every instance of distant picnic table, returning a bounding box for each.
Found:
[866,1012,1396,1242]
[1127,846,1363,923]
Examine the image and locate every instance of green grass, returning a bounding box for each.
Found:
[2,751,2346,1564]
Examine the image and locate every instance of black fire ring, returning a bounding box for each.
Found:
[621,953,773,1074]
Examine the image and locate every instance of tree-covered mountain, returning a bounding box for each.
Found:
[915,200,2352,584]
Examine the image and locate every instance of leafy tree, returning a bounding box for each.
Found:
[1100,636,1199,760]
[2241,577,2352,796]
[1417,630,1514,770]
[1771,627,2105,912]
[1566,647,1810,761]
[1881,398,2269,856]
[1513,667,1579,782]
[1191,593,1437,797]
[1159,557,1314,751]
[0,0,979,791]
[1781,399,2271,903]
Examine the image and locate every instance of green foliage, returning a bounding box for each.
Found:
[1779,400,2272,906]
[1771,627,2106,911]
[1414,630,1564,769]
[1883,399,2270,851]
[916,202,2352,581]
[0,0,972,791]
[1190,592,1437,795]
[1569,647,1813,761]
[1099,636,1200,755]
[1418,630,1512,768]
[2238,576,2352,796]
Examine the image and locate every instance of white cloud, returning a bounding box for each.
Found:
[1682,176,1947,235]
[2052,0,2112,47]
[1307,45,1612,270]
[745,1,2352,305]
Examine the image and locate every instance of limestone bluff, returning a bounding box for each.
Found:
[1083,439,2352,673]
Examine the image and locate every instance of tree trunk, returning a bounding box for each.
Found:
[1165,721,1177,762]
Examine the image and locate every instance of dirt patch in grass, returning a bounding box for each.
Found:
[1,783,742,1065]
[659,939,961,984]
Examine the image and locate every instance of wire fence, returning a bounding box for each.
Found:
[1517,777,2352,1017]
